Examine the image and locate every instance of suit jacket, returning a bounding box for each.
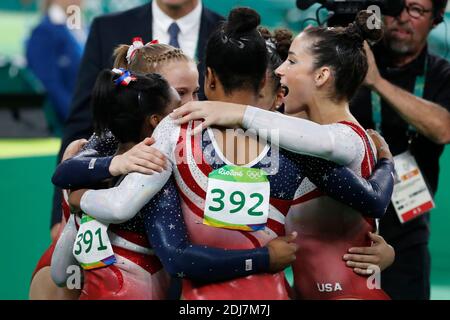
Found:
[51,2,223,226]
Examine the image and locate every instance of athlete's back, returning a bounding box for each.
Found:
[174,120,303,299]
[286,122,389,300]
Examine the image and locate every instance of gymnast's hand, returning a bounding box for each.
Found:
[343,232,395,276]
[109,137,167,176]
[62,139,88,162]
[170,101,247,135]
[367,129,393,161]
[68,189,88,214]
[266,232,299,273]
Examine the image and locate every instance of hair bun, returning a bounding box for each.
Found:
[346,10,384,43]
[273,29,294,61]
[226,7,261,35]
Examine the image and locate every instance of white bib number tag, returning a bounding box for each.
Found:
[391,151,435,223]
[204,165,270,231]
[73,215,116,269]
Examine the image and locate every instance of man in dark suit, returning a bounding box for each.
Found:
[50,0,223,237]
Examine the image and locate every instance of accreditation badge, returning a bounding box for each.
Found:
[73,214,116,269]
[203,165,270,231]
[391,151,435,223]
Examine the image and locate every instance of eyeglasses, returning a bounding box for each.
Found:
[403,3,433,19]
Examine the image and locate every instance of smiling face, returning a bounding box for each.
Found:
[159,60,199,105]
[275,33,318,114]
[383,0,435,56]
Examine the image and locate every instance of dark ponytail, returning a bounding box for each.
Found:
[205,7,268,95]
[92,69,172,143]
[304,10,384,101]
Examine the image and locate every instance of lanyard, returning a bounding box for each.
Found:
[371,58,428,137]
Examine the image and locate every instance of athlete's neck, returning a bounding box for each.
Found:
[210,90,259,129]
[220,90,259,107]
[306,96,357,125]
[210,90,264,165]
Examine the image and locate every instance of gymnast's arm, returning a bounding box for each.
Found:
[50,215,79,287]
[171,102,360,165]
[294,154,395,218]
[78,117,179,224]
[242,106,359,165]
[144,178,271,283]
[52,132,117,189]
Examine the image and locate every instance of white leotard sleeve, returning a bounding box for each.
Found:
[79,117,180,224]
[51,214,78,287]
[242,106,360,165]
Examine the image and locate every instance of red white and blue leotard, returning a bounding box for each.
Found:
[78,116,394,300]
[52,132,274,300]
[51,133,170,300]
[242,107,392,299]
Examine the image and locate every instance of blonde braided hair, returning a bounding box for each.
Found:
[113,42,192,74]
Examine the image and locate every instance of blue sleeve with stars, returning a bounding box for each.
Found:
[52,149,113,189]
[295,155,395,219]
[52,132,117,189]
[144,178,271,283]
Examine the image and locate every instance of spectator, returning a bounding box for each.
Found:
[26,0,85,133]
[350,0,450,299]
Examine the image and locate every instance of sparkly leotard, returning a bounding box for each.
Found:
[77,116,394,300]
[241,107,393,299]
[52,132,274,300]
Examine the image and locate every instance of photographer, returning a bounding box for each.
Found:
[350,0,450,299]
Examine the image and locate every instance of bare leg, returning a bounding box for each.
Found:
[29,267,80,300]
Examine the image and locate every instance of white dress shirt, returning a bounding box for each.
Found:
[152,1,202,60]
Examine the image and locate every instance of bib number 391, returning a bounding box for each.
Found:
[73,214,116,270]
[203,166,270,231]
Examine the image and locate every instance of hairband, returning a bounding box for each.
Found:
[126,37,160,64]
[126,37,144,64]
[265,38,277,53]
[221,33,248,49]
[111,68,136,87]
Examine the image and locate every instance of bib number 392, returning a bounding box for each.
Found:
[73,215,116,270]
[203,166,270,231]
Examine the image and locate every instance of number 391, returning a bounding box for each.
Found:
[74,228,108,255]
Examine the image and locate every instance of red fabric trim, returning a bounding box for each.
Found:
[112,245,162,274]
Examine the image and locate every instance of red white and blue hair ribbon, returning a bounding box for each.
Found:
[126,37,160,64]
[111,68,136,87]
[126,37,144,64]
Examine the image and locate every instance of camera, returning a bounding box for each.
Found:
[296,0,405,26]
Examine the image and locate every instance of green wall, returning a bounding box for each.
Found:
[0,155,55,300]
